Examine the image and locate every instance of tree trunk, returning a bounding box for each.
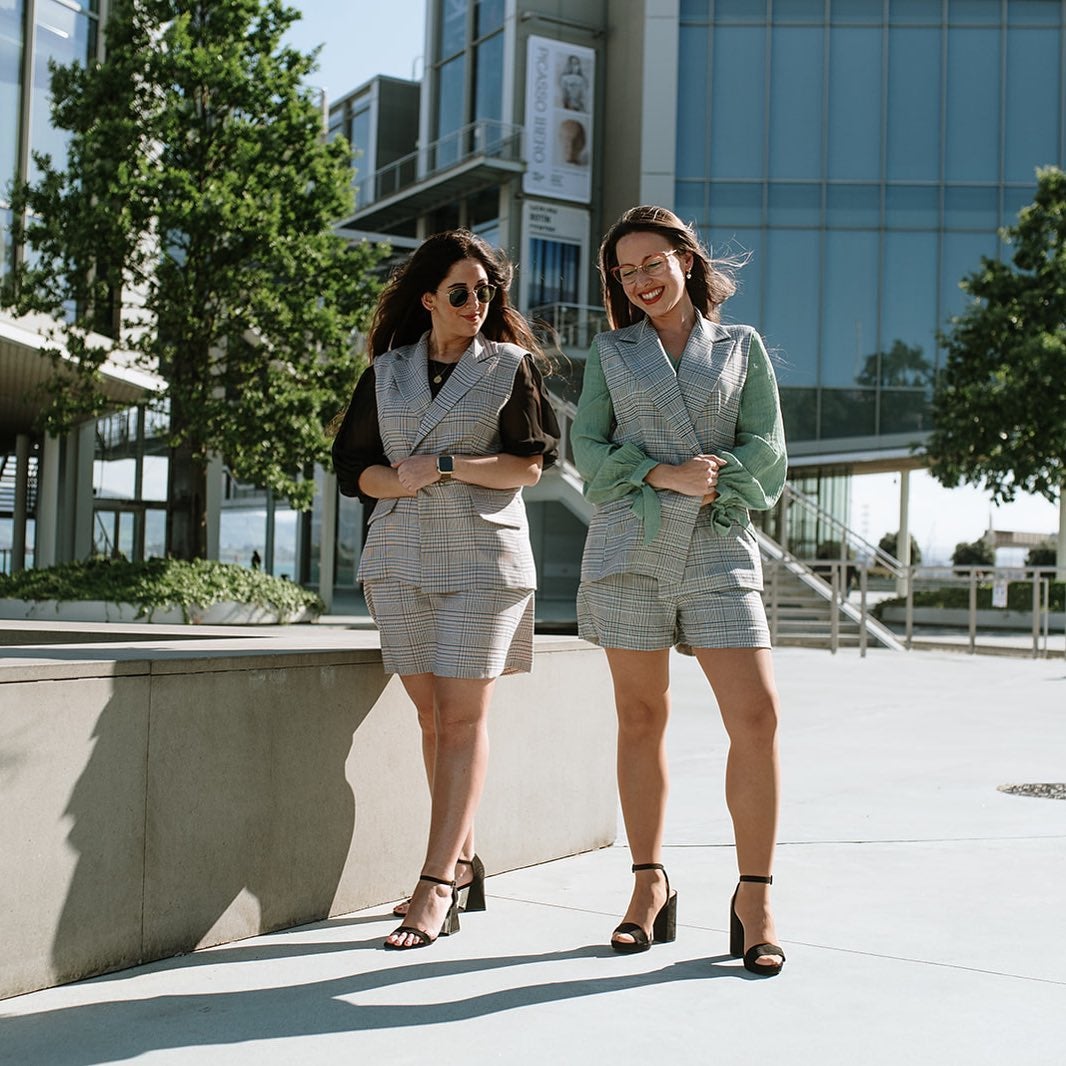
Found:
[166,440,207,560]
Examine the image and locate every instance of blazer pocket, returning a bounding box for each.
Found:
[469,487,525,529]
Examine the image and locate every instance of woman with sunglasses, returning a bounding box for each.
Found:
[332,230,559,949]
[572,206,788,975]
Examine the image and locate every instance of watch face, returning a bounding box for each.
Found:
[438,455,454,474]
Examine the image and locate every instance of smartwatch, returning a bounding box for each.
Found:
[436,455,454,482]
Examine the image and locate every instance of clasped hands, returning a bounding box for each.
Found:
[648,454,726,506]
[392,455,445,493]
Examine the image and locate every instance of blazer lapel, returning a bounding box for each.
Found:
[392,334,434,419]
[616,319,703,455]
[412,334,496,447]
[677,315,733,425]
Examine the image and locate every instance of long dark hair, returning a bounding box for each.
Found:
[598,205,739,330]
[366,229,543,360]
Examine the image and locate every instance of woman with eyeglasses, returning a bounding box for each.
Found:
[572,206,788,975]
[332,229,559,949]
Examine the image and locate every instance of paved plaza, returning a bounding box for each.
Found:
[1,645,1064,1065]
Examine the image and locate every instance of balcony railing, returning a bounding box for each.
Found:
[353,120,525,211]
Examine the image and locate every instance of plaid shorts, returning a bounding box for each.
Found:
[363,582,535,678]
[577,572,770,652]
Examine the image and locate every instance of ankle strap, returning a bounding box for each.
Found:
[738,874,773,885]
[456,858,473,867]
[632,863,665,873]
[419,874,457,888]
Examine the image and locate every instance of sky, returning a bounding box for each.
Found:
[284,1,428,103]
[278,1,1061,565]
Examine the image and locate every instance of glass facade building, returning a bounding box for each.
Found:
[675,0,1065,454]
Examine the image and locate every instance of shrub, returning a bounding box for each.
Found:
[951,538,994,567]
[0,558,323,622]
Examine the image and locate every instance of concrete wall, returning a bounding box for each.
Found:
[0,634,616,1000]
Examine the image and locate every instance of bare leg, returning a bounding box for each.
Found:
[386,675,495,947]
[693,647,781,968]
[393,675,477,916]
[604,648,672,945]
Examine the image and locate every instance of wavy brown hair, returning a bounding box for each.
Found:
[366,229,543,360]
[598,205,739,330]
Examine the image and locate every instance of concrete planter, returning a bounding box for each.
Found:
[0,631,616,1000]
[0,598,317,625]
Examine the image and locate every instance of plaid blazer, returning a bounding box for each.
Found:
[356,335,537,593]
[579,317,764,590]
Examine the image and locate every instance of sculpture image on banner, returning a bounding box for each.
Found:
[523,36,595,204]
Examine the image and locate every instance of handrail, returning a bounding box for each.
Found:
[354,119,525,210]
[781,482,904,576]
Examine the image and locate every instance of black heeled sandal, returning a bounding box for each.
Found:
[730,874,786,975]
[384,874,460,950]
[611,862,678,954]
[456,854,486,912]
[392,854,486,917]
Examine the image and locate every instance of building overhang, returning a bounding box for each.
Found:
[341,155,525,233]
[0,312,163,450]
[787,434,930,476]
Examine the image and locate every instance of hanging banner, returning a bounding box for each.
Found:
[523,36,594,205]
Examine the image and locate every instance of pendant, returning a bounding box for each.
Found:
[433,373,443,384]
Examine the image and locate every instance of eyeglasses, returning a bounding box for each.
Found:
[610,249,682,285]
[444,283,497,308]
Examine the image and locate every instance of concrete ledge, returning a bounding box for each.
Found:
[0,632,616,1000]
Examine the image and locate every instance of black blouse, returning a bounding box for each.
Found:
[332,353,561,505]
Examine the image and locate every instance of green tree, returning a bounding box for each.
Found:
[2,0,385,558]
[927,166,1066,505]
[1025,542,1057,568]
[951,539,994,567]
[877,531,922,565]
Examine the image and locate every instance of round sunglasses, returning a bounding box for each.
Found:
[443,283,497,308]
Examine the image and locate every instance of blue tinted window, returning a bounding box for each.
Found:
[710,27,766,179]
[828,28,883,180]
[945,28,1000,180]
[944,186,998,230]
[350,106,372,180]
[675,181,708,228]
[882,231,938,375]
[768,183,821,226]
[474,32,503,122]
[887,28,942,181]
[1004,29,1060,183]
[439,0,467,58]
[714,0,765,19]
[832,0,882,23]
[890,0,941,23]
[528,238,581,306]
[677,24,710,177]
[1002,183,1037,224]
[0,0,22,196]
[30,0,94,182]
[709,183,763,226]
[474,0,504,37]
[827,184,880,227]
[680,0,708,19]
[774,0,824,22]
[703,227,763,327]
[940,231,998,325]
[885,185,940,228]
[822,230,880,386]
[1008,0,1061,23]
[763,229,820,386]
[435,55,466,166]
[949,0,1001,24]
[769,27,823,179]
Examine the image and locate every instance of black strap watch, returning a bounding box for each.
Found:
[436,455,454,482]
